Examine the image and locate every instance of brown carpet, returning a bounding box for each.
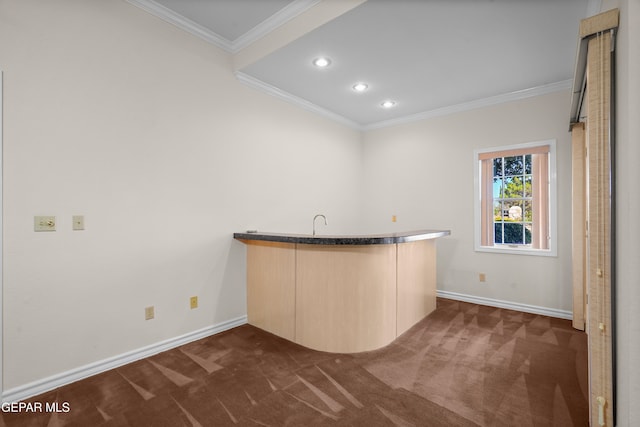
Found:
[1,299,589,426]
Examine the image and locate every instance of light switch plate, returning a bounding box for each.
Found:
[34,216,56,232]
[72,215,85,231]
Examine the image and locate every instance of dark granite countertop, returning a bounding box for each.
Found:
[233,229,450,245]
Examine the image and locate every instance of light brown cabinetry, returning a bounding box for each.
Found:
[241,237,440,353]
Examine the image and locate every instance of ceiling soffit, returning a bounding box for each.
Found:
[127,0,592,131]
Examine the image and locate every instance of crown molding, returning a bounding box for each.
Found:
[126,0,234,51]
[127,0,319,54]
[233,0,321,52]
[362,79,573,131]
[237,74,572,132]
[235,72,362,130]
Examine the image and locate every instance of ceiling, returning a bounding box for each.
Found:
[128,0,597,130]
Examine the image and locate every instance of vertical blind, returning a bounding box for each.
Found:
[570,8,618,427]
[586,28,614,427]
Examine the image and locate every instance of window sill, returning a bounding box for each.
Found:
[474,245,557,257]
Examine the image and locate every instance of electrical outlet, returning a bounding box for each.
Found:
[145,306,155,320]
[34,216,56,232]
[190,296,198,309]
[72,215,85,231]
[479,273,486,282]
[392,215,397,223]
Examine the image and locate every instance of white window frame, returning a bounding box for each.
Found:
[474,139,557,257]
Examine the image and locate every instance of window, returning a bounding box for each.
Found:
[474,140,557,256]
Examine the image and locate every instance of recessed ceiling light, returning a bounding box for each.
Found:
[381,100,397,108]
[352,82,369,92]
[312,57,331,68]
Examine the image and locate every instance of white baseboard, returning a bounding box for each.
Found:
[437,290,572,320]
[2,315,247,403]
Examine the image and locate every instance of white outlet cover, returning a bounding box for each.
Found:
[72,215,85,231]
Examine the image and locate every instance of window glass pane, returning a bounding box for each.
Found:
[504,155,524,176]
[504,200,523,221]
[493,178,503,198]
[525,224,532,244]
[493,158,502,177]
[503,222,524,244]
[524,175,532,197]
[494,223,503,244]
[525,154,532,174]
[503,176,524,198]
[494,201,503,220]
[523,200,532,222]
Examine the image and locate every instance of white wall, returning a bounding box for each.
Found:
[361,91,573,312]
[0,0,362,390]
[614,0,640,425]
[4,0,633,409]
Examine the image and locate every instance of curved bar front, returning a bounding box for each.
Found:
[235,229,450,353]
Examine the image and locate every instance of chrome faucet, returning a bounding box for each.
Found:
[313,214,328,236]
